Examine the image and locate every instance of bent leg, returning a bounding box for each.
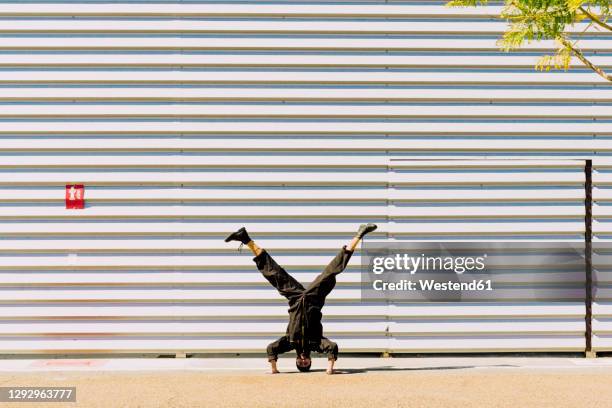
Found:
[254,250,305,301]
[304,246,353,301]
[266,335,294,362]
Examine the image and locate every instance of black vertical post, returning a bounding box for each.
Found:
[585,160,593,356]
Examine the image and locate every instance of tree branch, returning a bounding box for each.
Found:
[559,37,612,82]
[578,6,612,31]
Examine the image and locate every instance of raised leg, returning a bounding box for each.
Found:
[304,245,353,302]
[247,240,264,257]
[253,246,305,301]
[305,224,378,301]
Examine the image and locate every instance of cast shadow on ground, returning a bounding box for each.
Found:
[281,364,518,375]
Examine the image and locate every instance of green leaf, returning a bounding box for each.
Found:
[566,0,584,12]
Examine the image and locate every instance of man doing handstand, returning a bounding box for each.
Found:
[224,223,377,375]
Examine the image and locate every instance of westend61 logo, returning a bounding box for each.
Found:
[361,242,587,303]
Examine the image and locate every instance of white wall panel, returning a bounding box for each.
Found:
[0,87,607,102]
[0,38,609,52]
[0,3,506,17]
[0,20,597,35]
[0,0,608,356]
[591,163,612,352]
[0,70,602,84]
[0,53,609,68]
[0,122,607,135]
[0,104,607,118]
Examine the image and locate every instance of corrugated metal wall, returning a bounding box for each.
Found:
[0,1,609,355]
[593,161,612,353]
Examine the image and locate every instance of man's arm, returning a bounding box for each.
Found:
[266,336,293,373]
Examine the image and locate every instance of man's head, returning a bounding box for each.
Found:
[295,352,312,372]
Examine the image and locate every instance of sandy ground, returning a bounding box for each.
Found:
[2,365,612,408]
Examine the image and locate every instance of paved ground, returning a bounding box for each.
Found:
[1,357,612,407]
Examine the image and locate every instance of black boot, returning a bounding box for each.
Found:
[356,223,378,239]
[224,227,252,244]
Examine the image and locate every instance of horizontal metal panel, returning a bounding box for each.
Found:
[0,103,607,119]
[0,249,591,270]
[0,287,588,303]
[0,171,583,186]
[0,187,584,202]
[389,303,585,318]
[590,172,612,187]
[0,270,583,285]
[0,205,583,219]
[389,336,584,352]
[593,336,612,351]
[593,302,612,317]
[0,337,389,353]
[589,160,612,168]
[0,157,583,169]
[0,251,591,270]
[0,3,504,18]
[0,122,607,135]
[0,20,595,35]
[380,223,584,236]
[0,53,607,68]
[0,271,366,284]
[0,205,390,218]
[0,287,364,301]
[0,172,390,186]
[593,318,612,333]
[0,155,391,169]
[0,222,386,236]
[389,159,584,169]
[0,221,584,237]
[590,210,612,219]
[0,238,364,254]
[389,320,584,335]
[592,300,612,346]
[2,37,609,52]
[0,254,366,270]
[0,321,388,336]
[0,87,607,102]
[0,187,393,202]
[0,320,579,336]
[0,232,587,252]
[0,304,391,319]
[0,70,601,85]
[2,138,609,152]
[0,304,582,319]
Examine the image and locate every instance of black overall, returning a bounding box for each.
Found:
[253,246,353,361]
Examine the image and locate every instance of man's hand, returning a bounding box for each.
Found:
[270,360,280,374]
[326,359,335,375]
